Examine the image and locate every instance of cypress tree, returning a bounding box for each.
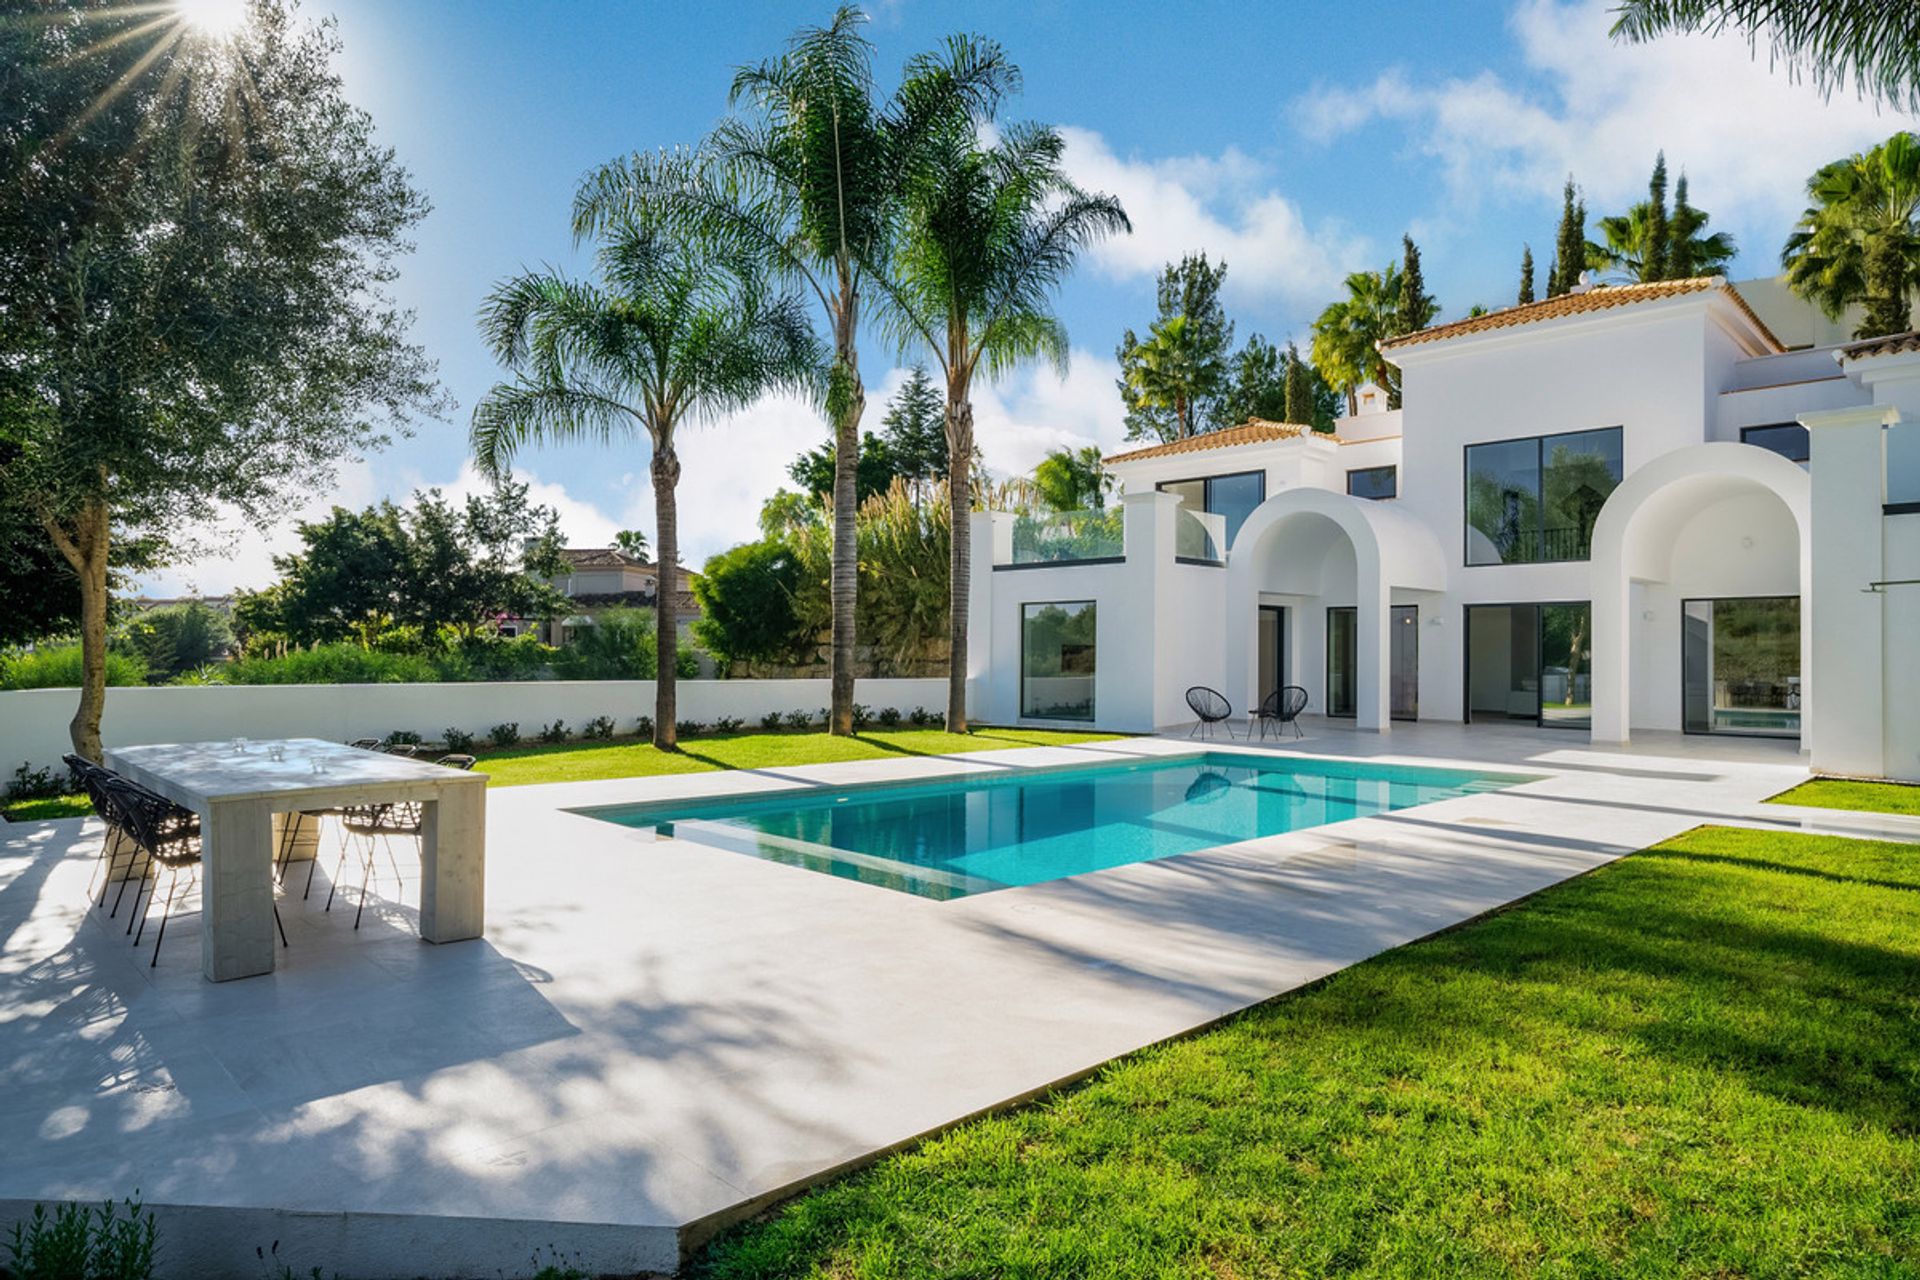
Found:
[1550,177,1586,296]
[1519,244,1536,304]
[1283,340,1313,426]
[1396,234,1438,333]
[1645,152,1671,282]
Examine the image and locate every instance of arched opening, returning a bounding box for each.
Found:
[1590,444,1810,744]
[1225,489,1444,732]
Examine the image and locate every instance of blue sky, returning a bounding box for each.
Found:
[147,0,1918,594]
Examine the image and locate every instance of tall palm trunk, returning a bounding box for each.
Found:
[652,438,681,750]
[944,382,973,734]
[42,499,110,761]
[1864,233,1912,337]
[828,288,865,735]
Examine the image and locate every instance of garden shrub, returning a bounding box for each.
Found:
[384,730,423,746]
[675,720,703,738]
[850,702,871,731]
[442,728,476,753]
[222,643,438,686]
[907,706,935,727]
[760,711,784,730]
[538,719,569,744]
[582,715,616,740]
[4,1196,157,1280]
[489,722,521,748]
[7,762,76,803]
[876,706,901,728]
[0,644,145,691]
[114,601,232,678]
[634,715,654,739]
[784,709,812,729]
[711,715,744,734]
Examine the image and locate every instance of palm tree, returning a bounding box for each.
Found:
[472,221,817,751]
[1587,175,1736,282]
[1311,264,1403,415]
[1783,132,1920,339]
[1612,2,1920,112]
[1124,315,1221,439]
[574,9,1014,735]
[1032,445,1113,513]
[880,121,1128,731]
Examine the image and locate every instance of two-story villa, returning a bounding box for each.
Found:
[968,276,1920,780]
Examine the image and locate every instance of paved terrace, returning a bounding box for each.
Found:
[4,721,1909,1277]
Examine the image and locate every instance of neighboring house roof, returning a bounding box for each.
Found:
[558,547,648,569]
[1379,277,1782,353]
[1837,331,1920,362]
[1105,419,1315,466]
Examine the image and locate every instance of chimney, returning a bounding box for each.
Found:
[1569,270,1595,295]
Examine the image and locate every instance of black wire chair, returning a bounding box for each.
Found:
[1254,685,1310,740]
[287,737,391,893]
[1185,686,1235,740]
[65,754,137,913]
[106,775,287,967]
[328,752,475,930]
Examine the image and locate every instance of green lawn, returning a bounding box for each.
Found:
[1768,777,1920,817]
[694,826,1920,1279]
[472,726,1127,788]
[0,794,92,822]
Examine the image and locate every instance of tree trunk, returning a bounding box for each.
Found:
[43,501,110,762]
[945,389,974,735]
[652,440,681,751]
[828,290,865,736]
[1863,233,1910,339]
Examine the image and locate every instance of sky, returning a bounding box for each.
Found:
[140,0,1920,596]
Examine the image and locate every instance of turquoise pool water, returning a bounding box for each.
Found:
[590,752,1534,900]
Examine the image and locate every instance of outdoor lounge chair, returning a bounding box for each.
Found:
[1185,686,1234,739]
[1255,686,1310,740]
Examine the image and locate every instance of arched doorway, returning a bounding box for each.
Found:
[1589,443,1811,744]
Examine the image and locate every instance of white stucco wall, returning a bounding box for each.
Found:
[0,678,951,777]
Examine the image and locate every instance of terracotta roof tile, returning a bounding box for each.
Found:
[1104,419,1317,465]
[1839,331,1920,360]
[1379,277,1780,352]
[560,547,648,568]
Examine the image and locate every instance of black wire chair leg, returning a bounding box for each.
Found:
[273,903,288,949]
[124,860,153,934]
[274,813,300,886]
[147,868,186,965]
[324,835,355,912]
[109,848,144,919]
[132,864,163,946]
[353,839,381,930]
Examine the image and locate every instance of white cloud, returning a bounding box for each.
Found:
[1295,0,1918,238]
[1058,125,1370,308]
[970,348,1126,477]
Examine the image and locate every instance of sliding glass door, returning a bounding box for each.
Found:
[1325,605,1417,721]
[1682,597,1800,737]
[1465,602,1591,730]
[1257,606,1287,709]
[1326,608,1357,718]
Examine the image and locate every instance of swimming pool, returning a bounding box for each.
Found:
[587,752,1536,900]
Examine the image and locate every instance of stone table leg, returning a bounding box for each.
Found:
[201,798,277,981]
[419,783,485,944]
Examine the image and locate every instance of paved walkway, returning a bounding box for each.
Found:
[0,722,1870,1277]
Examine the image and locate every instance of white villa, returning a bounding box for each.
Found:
[970,276,1920,782]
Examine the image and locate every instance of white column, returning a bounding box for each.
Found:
[1123,491,1181,732]
[419,779,486,944]
[201,798,277,982]
[1355,551,1390,733]
[1801,404,1896,778]
[1588,561,1633,745]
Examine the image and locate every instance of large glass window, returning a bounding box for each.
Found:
[1158,470,1266,556]
[1741,422,1810,464]
[1466,428,1621,564]
[1347,465,1398,500]
[1465,602,1591,730]
[1326,607,1356,718]
[1683,596,1800,737]
[1021,601,1096,721]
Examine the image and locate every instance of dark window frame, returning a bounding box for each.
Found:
[1462,426,1623,567]
[1326,606,1356,719]
[1346,465,1398,500]
[1460,599,1595,731]
[1739,422,1811,464]
[1019,599,1097,723]
[1156,468,1267,555]
[1679,594,1802,740]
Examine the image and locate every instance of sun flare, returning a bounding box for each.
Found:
[173,0,250,39]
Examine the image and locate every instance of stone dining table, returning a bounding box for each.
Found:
[103,738,487,981]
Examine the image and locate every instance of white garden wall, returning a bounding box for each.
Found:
[0,678,952,776]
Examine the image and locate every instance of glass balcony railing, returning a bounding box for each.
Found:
[1008,509,1126,564]
[1889,420,1920,507]
[1174,507,1222,562]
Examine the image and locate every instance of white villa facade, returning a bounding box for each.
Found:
[970,277,1920,782]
